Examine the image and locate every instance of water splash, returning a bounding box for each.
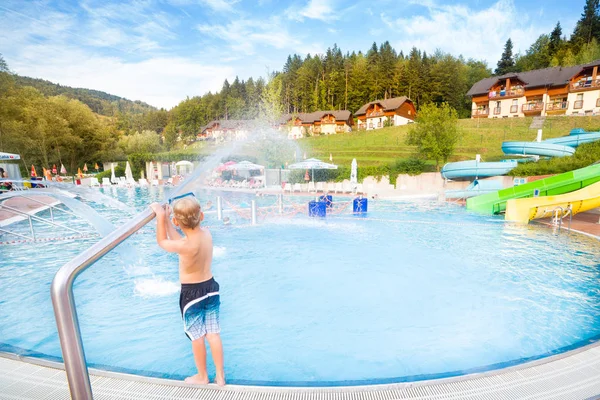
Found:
[133,277,179,297]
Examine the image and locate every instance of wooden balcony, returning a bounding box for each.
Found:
[570,79,600,92]
[546,101,568,115]
[472,109,489,118]
[367,110,384,117]
[488,88,524,99]
[522,102,544,115]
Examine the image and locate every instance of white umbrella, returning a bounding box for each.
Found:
[0,152,20,160]
[288,158,338,182]
[350,159,358,191]
[125,161,134,182]
[175,160,194,175]
[110,163,117,184]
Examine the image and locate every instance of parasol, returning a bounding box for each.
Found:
[288,158,338,182]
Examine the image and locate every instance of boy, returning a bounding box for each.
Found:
[149,196,225,386]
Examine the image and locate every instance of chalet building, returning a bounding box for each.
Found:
[354,97,416,130]
[198,120,256,141]
[279,110,353,139]
[467,60,600,118]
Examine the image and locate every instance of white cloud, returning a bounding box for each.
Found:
[166,0,240,13]
[10,45,233,109]
[197,17,301,55]
[381,0,554,66]
[286,0,338,22]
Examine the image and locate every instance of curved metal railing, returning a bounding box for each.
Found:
[51,208,156,399]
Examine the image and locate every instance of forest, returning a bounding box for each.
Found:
[2,0,600,172]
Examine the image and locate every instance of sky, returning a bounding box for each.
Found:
[0,0,586,109]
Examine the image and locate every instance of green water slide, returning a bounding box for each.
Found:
[466,163,600,214]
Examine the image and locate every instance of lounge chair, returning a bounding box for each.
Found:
[316,182,325,192]
[151,179,159,186]
[293,183,301,192]
[308,181,316,193]
[102,177,111,186]
[356,183,364,194]
[139,178,149,186]
[283,183,292,193]
[334,182,343,193]
[343,182,352,193]
[89,177,100,187]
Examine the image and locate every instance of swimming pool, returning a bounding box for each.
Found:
[1,187,600,386]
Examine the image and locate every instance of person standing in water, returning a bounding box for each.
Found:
[150,196,225,386]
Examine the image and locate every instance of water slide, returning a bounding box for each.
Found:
[502,129,600,158]
[466,163,600,214]
[445,179,504,199]
[501,142,576,157]
[441,160,518,180]
[504,180,600,223]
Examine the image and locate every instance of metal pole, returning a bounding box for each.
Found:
[0,204,84,235]
[28,216,35,240]
[51,208,155,400]
[251,200,257,225]
[216,197,222,221]
[278,194,283,214]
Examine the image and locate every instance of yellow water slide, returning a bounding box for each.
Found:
[505,181,600,224]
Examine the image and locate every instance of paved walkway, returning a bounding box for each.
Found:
[537,210,600,237]
[0,195,59,227]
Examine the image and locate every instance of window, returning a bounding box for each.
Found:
[510,99,518,113]
[574,94,584,109]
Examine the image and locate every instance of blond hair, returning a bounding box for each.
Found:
[172,197,201,229]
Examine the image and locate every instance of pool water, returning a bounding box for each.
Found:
[1,187,600,385]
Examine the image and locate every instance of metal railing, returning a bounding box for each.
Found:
[471,108,489,117]
[51,208,156,399]
[51,195,258,399]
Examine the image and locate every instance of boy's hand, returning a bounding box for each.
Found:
[149,202,165,216]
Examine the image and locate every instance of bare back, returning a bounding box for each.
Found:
[177,227,214,283]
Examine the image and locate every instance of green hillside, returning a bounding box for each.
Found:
[14,75,157,116]
[296,116,600,168]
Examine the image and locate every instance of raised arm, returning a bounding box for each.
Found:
[149,203,185,253]
[164,205,182,240]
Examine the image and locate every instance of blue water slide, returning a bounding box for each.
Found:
[501,142,576,157]
[445,179,504,199]
[544,131,600,147]
[441,160,518,180]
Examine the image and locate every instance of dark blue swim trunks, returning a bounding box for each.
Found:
[179,277,220,341]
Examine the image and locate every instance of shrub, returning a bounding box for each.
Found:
[96,166,125,180]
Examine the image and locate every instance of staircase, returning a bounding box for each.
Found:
[529,116,546,129]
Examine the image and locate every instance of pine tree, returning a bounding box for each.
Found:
[549,22,563,56]
[571,0,600,46]
[495,38,516,75]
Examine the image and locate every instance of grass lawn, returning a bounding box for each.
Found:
[295,115,600,168]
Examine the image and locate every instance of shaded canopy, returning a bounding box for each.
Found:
[288,158,338,170]
[225,160,265,171]
[0,152,20,160]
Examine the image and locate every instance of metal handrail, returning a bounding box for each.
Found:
[51,208,156,399]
